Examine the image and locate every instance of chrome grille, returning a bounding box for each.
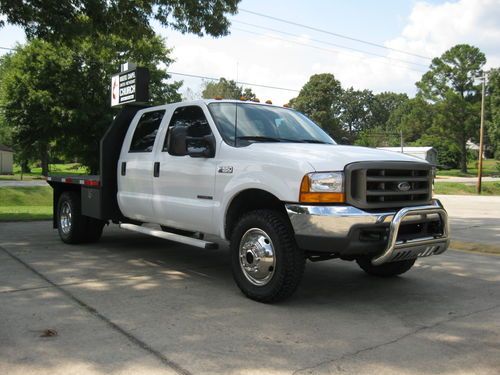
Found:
[346,162,433,209]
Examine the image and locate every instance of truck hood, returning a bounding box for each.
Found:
[249,143,425,171]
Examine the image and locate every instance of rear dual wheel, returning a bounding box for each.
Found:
[57,191,104,244]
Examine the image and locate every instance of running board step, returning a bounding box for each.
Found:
[119,223,218,249]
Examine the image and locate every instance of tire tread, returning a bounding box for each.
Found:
[231,209,305,302]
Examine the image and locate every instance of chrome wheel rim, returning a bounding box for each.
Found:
[239,228,276,286]
[60,201,72,234]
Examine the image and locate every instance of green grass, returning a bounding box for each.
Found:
[434,181,500,195]
[0,163,88,181]
[0,186,52,221]
[437,159,499,177]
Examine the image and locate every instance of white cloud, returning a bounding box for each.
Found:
[165,0,500,104]
[2,1,499,104]
[387,0,500,68]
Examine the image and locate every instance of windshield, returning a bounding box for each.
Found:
[208,102,335,146]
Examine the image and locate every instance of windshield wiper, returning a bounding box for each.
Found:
[236,136,283,143]
[300,139,330,144]
[236,136,328,144]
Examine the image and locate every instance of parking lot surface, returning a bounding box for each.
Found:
[1,221,500,375]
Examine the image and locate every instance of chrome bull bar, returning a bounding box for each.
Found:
[371,204,450,266]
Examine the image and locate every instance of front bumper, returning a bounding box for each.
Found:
[286,199,450,265]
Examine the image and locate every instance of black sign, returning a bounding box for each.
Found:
[111,67,149,107]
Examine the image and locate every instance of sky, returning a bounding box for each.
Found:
[1,0,500,105]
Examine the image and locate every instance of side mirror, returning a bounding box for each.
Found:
[168,126,188,156]
[187,134,216,158]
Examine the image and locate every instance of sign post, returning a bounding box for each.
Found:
[111,63,150,107]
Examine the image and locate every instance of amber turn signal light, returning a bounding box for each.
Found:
[299,175,345,203]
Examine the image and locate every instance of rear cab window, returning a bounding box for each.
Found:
[129,110,166,153]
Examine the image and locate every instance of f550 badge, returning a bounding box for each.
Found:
[218,166,233,174]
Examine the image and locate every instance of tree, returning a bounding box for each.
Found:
[354,92,409,147]
[0,44,67,176]
[289,73,343,138]
[374,92,409,128]
[242,88,257,101]
[0,0,240,41]
[201,78,256,100]
[0,36,182,175]
[338,88,380,137]
[387,97,434,144]
[0,55,13,147]
[487,68,500,158]
[416,44,486,172]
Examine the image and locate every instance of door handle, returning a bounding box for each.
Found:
[153,162,160,177]
[121,162,126,176]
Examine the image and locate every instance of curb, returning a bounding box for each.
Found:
[450,241,500,256]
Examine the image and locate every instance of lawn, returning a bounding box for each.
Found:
[0,186,53,221]
[433,181,500,195]
[0,163,88,181]
[437,159,499,177]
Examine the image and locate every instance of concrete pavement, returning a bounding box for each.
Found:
[436,194,500,246]
[435,176,500,183]
[0,180,48,187]
[1,221,499,375]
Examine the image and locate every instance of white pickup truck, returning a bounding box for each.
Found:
[48,99,450,302]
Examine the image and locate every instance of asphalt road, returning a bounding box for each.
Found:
[1,220,499,375]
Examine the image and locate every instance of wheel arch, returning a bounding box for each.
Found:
[224,188,289,240]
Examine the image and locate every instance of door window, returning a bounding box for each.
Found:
[163,106,212,153]
[129,110,165,153]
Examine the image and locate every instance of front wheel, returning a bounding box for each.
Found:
[230,209,305,302]
[356,257,416,277]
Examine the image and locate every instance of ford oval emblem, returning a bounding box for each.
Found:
[397,182,411,192]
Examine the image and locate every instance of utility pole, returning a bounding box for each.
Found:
[400,129,404,153]
[477,71,487,194]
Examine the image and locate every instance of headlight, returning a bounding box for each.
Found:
[300,172,345,203]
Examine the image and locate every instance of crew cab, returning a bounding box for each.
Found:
[48,99,450,302]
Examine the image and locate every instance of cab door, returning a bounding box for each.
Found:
[152,105,218,234]
[117,108,166,222]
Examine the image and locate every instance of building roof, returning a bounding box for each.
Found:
[0,144,13,152]
[377,147,435,152]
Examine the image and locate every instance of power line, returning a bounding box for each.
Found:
[239,8,431,60]
[233,20,429,69]
[167,71,300,92]
[232,27,426,74]
[0,47,300,92]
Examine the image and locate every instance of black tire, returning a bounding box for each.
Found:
[57,191,104,244]
[57,191,87,244]
[230,209,305,303]
[356,257,416,277]
[85,217,105,243]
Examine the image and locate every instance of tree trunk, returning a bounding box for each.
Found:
[460,137,467,173]
[40,144,49,177]
[21,160,30,174]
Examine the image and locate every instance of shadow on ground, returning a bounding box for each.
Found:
[1,221,499,375]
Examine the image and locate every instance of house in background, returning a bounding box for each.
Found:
[377,146,438,165]
[0,144,14,174]
[466,140,486,159]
